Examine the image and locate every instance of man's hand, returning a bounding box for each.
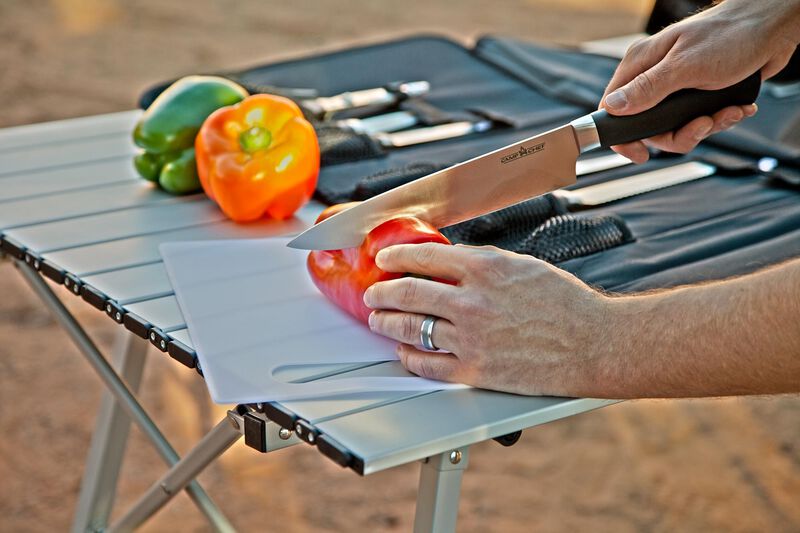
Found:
[601,0,800,163]
[364,243,613,397]
[364,244,800,399]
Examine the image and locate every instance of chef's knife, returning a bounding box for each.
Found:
[553,160,716,207]
[301,81,430,118]
[338,110,420,135]
[353,153,632,201]
[375,120,492,147]
[288,72,761,250]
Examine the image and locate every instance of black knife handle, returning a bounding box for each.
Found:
[590,71,761,148]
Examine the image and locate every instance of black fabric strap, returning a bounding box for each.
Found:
[442,195,567,248]
[354,162,448,200]
[316,125,385,167]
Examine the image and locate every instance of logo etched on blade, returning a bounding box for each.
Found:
[500,142,546,164]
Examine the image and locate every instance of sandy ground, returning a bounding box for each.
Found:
[0,1,799,532]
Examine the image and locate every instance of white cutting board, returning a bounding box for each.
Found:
[160,237,465,403]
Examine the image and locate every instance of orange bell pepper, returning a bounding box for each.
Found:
[307,202,452,324]
[195,94,320,222]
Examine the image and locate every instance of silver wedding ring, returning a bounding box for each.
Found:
[420,315,439,351]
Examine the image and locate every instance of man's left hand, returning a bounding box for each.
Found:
[363,243,612,396]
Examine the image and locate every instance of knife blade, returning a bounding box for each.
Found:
[338,110,419,135]
[375,120,493,147]
[288,72,761,250]
[553,161,716,207]
[442,161,715,247]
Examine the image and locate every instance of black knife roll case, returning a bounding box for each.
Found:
[138,34,800,293]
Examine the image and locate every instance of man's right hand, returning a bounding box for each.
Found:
[600,0,800,163]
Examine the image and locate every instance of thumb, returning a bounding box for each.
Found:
[603,61,683,116]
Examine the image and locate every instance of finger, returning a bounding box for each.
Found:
[375,242,468,280]
[605,56,692,116]
[601,32,679,111]
[743,103,758,118]
[611,141,650,164]
[707,105,745,135]
[642,115,713,154]
[368,311,458,353]
[397,344,461,382]
[364,276,460,318]
[619,105,750,158]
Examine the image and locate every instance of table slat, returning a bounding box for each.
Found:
[4,199,226,253]
[0,156,137,203]
[81,263,173,304]
[0,110,140,152]
[0,132,135,176]
[317,392,617,474]
[0,181,182,231]
[124,295,185,332]
[42,203,321,277]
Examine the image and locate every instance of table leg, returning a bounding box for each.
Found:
[72,331,148,533]
[16,263,235,531]
[109,414,243,533]
[413,447,470,533]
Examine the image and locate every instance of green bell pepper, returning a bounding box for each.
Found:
[132,75,248,194]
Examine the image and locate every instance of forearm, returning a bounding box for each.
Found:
[592,259,800,398]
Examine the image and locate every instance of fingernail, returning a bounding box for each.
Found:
[694,123,713,141]
[604,90,627,111]
[363,286,373,306]
[368,311,376,329]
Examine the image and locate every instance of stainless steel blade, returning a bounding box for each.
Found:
[340,111,419,135]
[575,152,632,175]
[288,125,580,250]
[375,120,492,148]
[553,161,716,207]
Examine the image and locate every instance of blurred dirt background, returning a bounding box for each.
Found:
[0,0,798,532]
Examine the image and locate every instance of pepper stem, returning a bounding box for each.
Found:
[239,126,272,153]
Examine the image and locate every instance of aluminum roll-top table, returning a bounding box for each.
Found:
[0,110,616,532]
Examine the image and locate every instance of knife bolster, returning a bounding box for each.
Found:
[570,114,601,153]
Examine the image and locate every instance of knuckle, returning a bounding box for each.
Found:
[626,37,649,57]
[399,278,419,306]
[631,71,657,98]
[453,293,488,320]
[372,310,390,331]
[413,243,437,269]
[414,356,440,379]
[400,314,418,342]
[449,294,471,315]
[474,251,509,280]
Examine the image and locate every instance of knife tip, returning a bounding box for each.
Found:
[285,237,307,250]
